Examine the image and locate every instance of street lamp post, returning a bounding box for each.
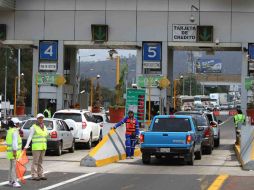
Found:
[77,53,95,103]
[14,73,24,115]
[90,74,100,111]
[79,90,85,109]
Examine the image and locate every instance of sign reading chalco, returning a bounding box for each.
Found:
[172,24,197,42]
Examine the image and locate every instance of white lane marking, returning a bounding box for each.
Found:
[39,172,96,190]
[0,171,50,186]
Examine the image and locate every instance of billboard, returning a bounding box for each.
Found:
[196,59,222,73]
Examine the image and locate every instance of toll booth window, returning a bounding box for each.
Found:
[152,118,191,132]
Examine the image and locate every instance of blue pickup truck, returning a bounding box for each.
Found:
[140,115,203,165]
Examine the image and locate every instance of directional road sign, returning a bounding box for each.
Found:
[91,25,108,42]
[0,24,6,40]
[197,26,213,43]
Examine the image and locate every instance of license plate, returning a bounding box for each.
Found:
[160,148,170,153]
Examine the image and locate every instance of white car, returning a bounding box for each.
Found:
[53,109,101,149]
[92,112,110,138]
[20,118,75,156]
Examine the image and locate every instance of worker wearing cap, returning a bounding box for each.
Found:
[113,110,139,159]
[24,113,48,181]
[6,118,22,188]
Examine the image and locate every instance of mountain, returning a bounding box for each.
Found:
[80,55,136,89]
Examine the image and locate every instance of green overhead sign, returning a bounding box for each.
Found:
[36,73,66,86]
[91,24,108,42]
[126,88,146,123]
[197,25,213,42]
[137,75,163,88]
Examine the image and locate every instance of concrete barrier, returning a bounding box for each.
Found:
[80,126,141,167]
[234,123,254,170]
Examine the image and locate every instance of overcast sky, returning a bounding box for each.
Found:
[78,49,137,62]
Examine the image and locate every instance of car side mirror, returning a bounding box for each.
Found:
[197,126,204,131]
[69,127,74,131]
[210,121,217,125]
[218,120,222,124]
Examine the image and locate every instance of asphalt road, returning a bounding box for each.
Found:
[1,115,254,190]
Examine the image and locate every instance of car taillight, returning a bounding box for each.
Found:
[186,135,192,144]
[50,131,58,138]
[140,134,144,143]
[19,129,24,138]
[82,122,87,129]
[204,128,210,137]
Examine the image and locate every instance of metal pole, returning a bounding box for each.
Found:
[148,77,151,122]
[14,77,17,115]
[78,56,81,104]
[183,77,185,95]
[4,49,8,118]
[116,56,120,85]
[18,48,21,95]
[34,73,38,116]
[90,79,93,111]
[174,80,177,110]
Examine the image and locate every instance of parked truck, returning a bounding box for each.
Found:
[209,93,228,108]
[140,115,203,165]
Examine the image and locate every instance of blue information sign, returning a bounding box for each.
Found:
[39,41,58,61]
[249,43,254,61]
[143,42,162,69]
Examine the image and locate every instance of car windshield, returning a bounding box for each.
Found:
[53,113,82,122]
[175,112,208,126]
[23,120,53,130]
[152,118,191,132]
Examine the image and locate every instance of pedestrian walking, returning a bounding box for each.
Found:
[113,110,139,159]
[24,113,48,181]
[6,118,22,188]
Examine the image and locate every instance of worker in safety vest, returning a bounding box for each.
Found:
[6,118,22,188]
[113,110,139,159]
[234,109,245,145]
[24,113,48,181]
[43,106,51,118]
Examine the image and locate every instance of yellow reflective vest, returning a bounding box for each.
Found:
[32,124,48,151]
[234,114,245,127]
[6,128,22,160]
[43,109,51,118]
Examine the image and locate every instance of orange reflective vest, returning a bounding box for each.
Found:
[126,118,137,135]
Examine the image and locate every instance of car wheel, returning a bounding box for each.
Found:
[195,150,202,160]
[55,141,62,156]
[142,153,151,164]
[69,140,75,153]
[214,138,220,147]
[85,134,92,149]
[187,150,194,165]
